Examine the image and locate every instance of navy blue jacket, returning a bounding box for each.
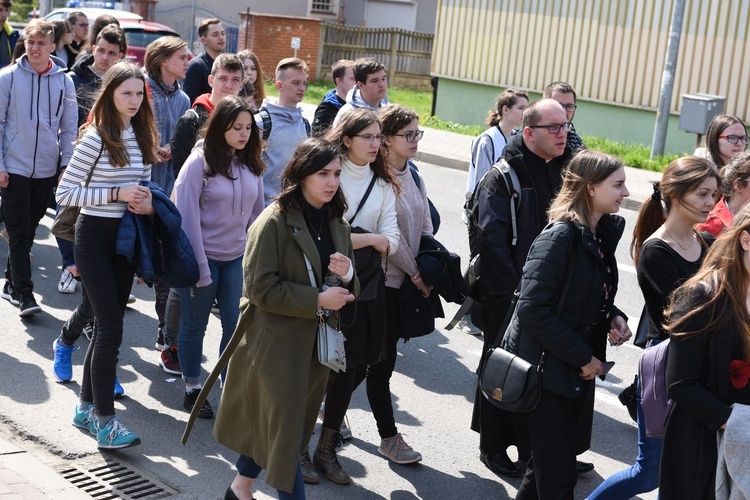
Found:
[116,182,200,288]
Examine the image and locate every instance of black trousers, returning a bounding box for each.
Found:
[0,173,56,293]
[75,214,134,417]
[60,281,94,346]
[352,287,401,439]
[515,380,595,500]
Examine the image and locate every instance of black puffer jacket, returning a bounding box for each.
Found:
[503,216,627,398]
[68,54,101,128]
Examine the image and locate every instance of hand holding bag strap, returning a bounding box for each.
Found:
[348,174,378,226]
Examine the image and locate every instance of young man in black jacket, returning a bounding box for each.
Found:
[470,98,572,478]
[311,59,355,137]
[183,18,225,105]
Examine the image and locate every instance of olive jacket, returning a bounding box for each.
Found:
[182,203,358,493]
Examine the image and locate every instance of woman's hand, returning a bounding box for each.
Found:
[608,315,632,346]
[118,184,149,203]
[328,252,351,277]
[127,187,154,215]
[580,356,603,380]
[157,144,172,162]
[318,286,355,311]
[371,234,390,256]
[411,272,432,298]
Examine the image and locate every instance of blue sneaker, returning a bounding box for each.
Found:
[96,417,141,449]
[53,337,79,382]
[113,377,125,398]
[72,403,96,435]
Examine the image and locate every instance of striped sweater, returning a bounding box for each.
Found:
[56,127,151,218]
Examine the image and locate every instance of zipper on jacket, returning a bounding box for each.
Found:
[31,73,41,177]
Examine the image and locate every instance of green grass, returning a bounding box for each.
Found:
[265,80,679,172]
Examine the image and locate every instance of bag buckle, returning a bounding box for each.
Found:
[491,388,503,401]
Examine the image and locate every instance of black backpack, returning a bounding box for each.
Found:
[255,107,311,140]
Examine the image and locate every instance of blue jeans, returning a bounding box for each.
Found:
[177,257,242,384]
[588,364,662,498]
[236,455,305,499]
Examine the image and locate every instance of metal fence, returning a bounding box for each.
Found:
[320,22,433,81]
[152,3,238,55]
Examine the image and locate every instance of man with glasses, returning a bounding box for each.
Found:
[469,98,571,479]
[67,11,88,54]
[544,81,585,153]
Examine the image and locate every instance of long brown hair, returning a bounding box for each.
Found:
[630,156,719,263]
[237,50,266,109]
[86,61,160,167]
[547,150,624,227]
[666,204,750,359]
[277,138,347,218]
[201,95,264,179]
[324,108,398,192]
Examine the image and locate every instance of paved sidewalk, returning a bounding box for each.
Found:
[0,428,90,499]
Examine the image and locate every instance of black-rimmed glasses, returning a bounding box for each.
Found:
[561,103,577,112]
[529,122,573,134]
[719,134,750,145]
[392,130,424,143]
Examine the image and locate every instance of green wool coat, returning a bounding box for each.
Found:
[182,203,357,494]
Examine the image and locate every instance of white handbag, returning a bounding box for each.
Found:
[301,248,347,373]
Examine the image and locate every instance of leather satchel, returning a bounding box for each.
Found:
[51,143,104,241]
[479,236,575,412]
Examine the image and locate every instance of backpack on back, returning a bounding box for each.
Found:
[255,107,311,141]
[639,339,674,438]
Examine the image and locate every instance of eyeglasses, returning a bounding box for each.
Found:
[719,134,750,145]
[353,134,384,142]
[392,130,424,143]
[560,103,577,112]
[529,122,573,134]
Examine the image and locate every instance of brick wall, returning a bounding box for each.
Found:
[238,13,322,84]
[130,0,157,22]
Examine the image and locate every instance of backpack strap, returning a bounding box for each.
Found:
[256,107,272,141]
[408,160,421,190]
[492,158,521,246]
[303,117,311,138]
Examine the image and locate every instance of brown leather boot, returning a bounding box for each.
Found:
[299,450,319,484]
[313,427,351,485]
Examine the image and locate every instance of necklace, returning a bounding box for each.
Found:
[664,228,694,251]
[308,217,325,241]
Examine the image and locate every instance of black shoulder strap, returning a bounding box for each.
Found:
[256,107,272,140]
[303,117,311,138]
[491,223,576,350]
[408,162,421,189]
[348,174,378,226]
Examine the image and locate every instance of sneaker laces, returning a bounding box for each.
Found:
[55,341,79,361]
[103,418,133,443]
[392,433,413,451]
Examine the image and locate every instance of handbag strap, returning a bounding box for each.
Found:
[82,139,105,189]
[294,227,318,288]
[490,224,577,352]
[348,174,378,225]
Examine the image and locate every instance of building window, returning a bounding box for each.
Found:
[311,0,332,12]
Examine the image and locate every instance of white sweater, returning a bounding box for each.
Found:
[340,156,399,255]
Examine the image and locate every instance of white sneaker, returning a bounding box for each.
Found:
[456,316,482,336]
[57,269,77,294]
[127,294,136,304]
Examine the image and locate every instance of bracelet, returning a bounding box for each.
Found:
[114,187,120,202]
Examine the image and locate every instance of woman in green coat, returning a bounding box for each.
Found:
[182,138,358,499]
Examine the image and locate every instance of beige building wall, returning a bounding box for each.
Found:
[433,0,750,118]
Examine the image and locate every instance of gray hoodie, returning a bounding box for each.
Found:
[332,87,389,126]
[260,98,308,205]
[0,54,78,178]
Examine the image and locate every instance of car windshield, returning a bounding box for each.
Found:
[125,29,178,47]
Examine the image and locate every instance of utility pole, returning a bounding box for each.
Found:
[651,0,686,158]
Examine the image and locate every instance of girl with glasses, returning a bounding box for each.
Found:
[695,113,748,168]
[305,108,399,485]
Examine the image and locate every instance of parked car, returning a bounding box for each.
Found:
[44,7,191,65]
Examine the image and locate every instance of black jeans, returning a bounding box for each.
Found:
[0,173,56,293]
[60,281,94,346]
[516,380,595,500]
[75,214,134,417]
[352,287,400,439]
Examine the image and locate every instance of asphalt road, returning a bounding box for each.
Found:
[0,162,657,499]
